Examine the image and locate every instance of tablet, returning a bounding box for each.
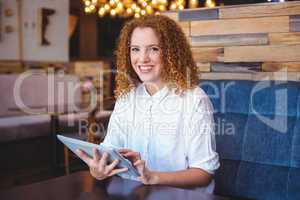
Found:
[57,135,140,178]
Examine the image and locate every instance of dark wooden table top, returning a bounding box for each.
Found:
[0,171,228,200]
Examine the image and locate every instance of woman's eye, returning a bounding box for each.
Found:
[150,47,160,52]
[131,47,139,52]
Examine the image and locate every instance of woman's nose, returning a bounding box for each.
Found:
[140,50,150,63]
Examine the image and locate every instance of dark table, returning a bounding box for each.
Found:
[0,171,228,200]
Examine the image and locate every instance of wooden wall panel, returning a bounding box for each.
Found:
[219,1,300,19]
[200,72,300,81]
[179,8,218,21]
[79,13,98,59]
[211,62,261,72]
[290,15,300,32]
[166,1,300,79]
[179,22,190,37]
[162,11,178,21]
[190,33,268,47]
[162,12,190,36]
[252,72,300,81]
[0,61,23,73]
[224,45,300,62]
[200,72,253,80]
[196,62,210,72]
[192,47,224,62]
[262,62,300,72]
[269,33,300,45]
[191,16,289,36]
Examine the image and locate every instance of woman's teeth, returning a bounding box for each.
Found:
[139,65,152,72]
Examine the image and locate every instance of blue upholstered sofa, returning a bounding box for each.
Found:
[200,80,300,200]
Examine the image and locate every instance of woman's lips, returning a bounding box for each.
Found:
[138,65,153,73]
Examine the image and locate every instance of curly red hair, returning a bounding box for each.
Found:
[115,15,198,98]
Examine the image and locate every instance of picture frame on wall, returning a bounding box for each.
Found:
[37,7,56,46]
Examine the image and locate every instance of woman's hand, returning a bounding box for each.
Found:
[76,147,128,180]
[119,149,158,185]
[118,148,141,164]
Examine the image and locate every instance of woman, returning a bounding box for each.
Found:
[77,15,219,193]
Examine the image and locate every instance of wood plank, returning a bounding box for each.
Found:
[179,21,190,37]
[290,15,300,32]
[191,47,224,62]
[196,62,210,72]
[199,72,253,80]
[73,61,104,77]
[80,14,98,59]
[220,1,300,19]
[0,61,23,73]
[162,11,178,21]
[199,72,300,81]
[211,62,261,73]
[252,72,300,81]
[179,8,219,21]
[224,45,300,62]
[190,33,268,47]
[161,11,190,36]
[191,16,289,36]
[262,62,300,72]
[269,32,300,45]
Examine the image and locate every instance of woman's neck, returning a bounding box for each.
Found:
[144,82,166,96]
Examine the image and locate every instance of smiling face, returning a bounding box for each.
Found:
[130,27,165,93]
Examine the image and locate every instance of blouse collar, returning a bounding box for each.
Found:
[137,84,170,104]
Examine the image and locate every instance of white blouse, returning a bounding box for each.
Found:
[103,84,220,193]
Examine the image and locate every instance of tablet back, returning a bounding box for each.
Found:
[57,135,139,178]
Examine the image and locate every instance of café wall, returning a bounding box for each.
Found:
[163,2,300,199]
[0,0,69,62]
[163,1,300,81]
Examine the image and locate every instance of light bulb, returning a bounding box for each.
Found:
[117,2,123,9]
[98,7,106,16]
[104,4,110,10]
[84,7,91,13]
[126,8,133,14]
[132,3,137,10]
[142,1,147,7]
[170,3,177,10]
[85,1,91,6]
[109,0,115,6]
[178,5,184,10]
[110,9,116,16]
[135,7,141,13]
[134,13,140,18]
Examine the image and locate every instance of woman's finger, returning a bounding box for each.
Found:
[123,151,139,157]
[118,148,132,153]
[92,147,101,161]
[121,151,141,164]
[134,159,145,166]
[134,160,146,175]
[99,152,109,167]
[106,159,119,172]
[108,167,128,177]
[76,149,92,165]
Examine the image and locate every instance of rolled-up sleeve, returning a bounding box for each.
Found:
[187,95,220,174]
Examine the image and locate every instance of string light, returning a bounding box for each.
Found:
[205,0,216,8]
[189,0,199,9]
[82,0,217,18]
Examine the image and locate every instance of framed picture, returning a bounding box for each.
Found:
[38,7,56,46]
